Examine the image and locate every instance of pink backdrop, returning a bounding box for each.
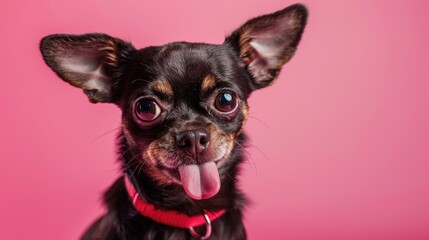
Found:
[1,0,429,239]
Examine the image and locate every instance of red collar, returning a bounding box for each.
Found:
[124,176,226,229]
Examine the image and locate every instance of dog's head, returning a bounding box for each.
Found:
[40,4,307,200]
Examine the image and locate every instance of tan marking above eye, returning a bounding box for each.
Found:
[201,74,216,92]
[152,78,173,97]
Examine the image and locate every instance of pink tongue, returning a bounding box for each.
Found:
[178,162,220,200]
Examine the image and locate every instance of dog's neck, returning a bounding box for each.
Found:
[124,175,226,229]
[117,131,248,216]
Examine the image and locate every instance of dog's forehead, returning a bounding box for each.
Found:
[128,42,249,100]
[153,42,235,85]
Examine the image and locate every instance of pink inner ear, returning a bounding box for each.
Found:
[40,33,132,102]
[60,52,100,73]
[58,52,112,99]
[249,39,282,67]
[244,21,296,69]
[235,5,307,86]
[241,46,257,66]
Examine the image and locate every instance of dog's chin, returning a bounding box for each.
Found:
[157,159,223,200]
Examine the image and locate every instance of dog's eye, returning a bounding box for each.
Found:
[135,98,162,122]
[214,91,239,114]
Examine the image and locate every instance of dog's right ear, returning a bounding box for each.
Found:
[40,33,136,103]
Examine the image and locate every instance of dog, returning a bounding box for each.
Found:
[40,4,307,239]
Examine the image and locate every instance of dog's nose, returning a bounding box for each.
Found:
[176,129,210,158]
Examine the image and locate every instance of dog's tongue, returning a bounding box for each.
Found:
[179,162,220,200]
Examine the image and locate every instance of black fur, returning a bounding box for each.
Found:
[40,4,308,240]
[81,134,248,240]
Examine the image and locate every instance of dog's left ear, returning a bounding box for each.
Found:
[225,4,308,89]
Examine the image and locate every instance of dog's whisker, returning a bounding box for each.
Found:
[136,159,146,176]
[131,78,152,84]
[244,141,270,162]
[235,140,258,177]
[90,126,122,143]
[124,153,143,172]
[123,152,137,168]
[247,115,272,130]
[119,146,133,160]
[129,161,144,180]
[223,171,237,183]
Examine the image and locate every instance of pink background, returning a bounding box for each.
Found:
[1,0,429,239]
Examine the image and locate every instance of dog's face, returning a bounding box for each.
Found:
[118,43,252,200]
[40,4,307,200]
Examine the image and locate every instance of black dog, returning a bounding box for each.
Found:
[40,4,307,240]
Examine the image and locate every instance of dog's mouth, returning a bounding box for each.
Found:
[143,134,233,200]
[178,161,221,200]
[158,160,221,200]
